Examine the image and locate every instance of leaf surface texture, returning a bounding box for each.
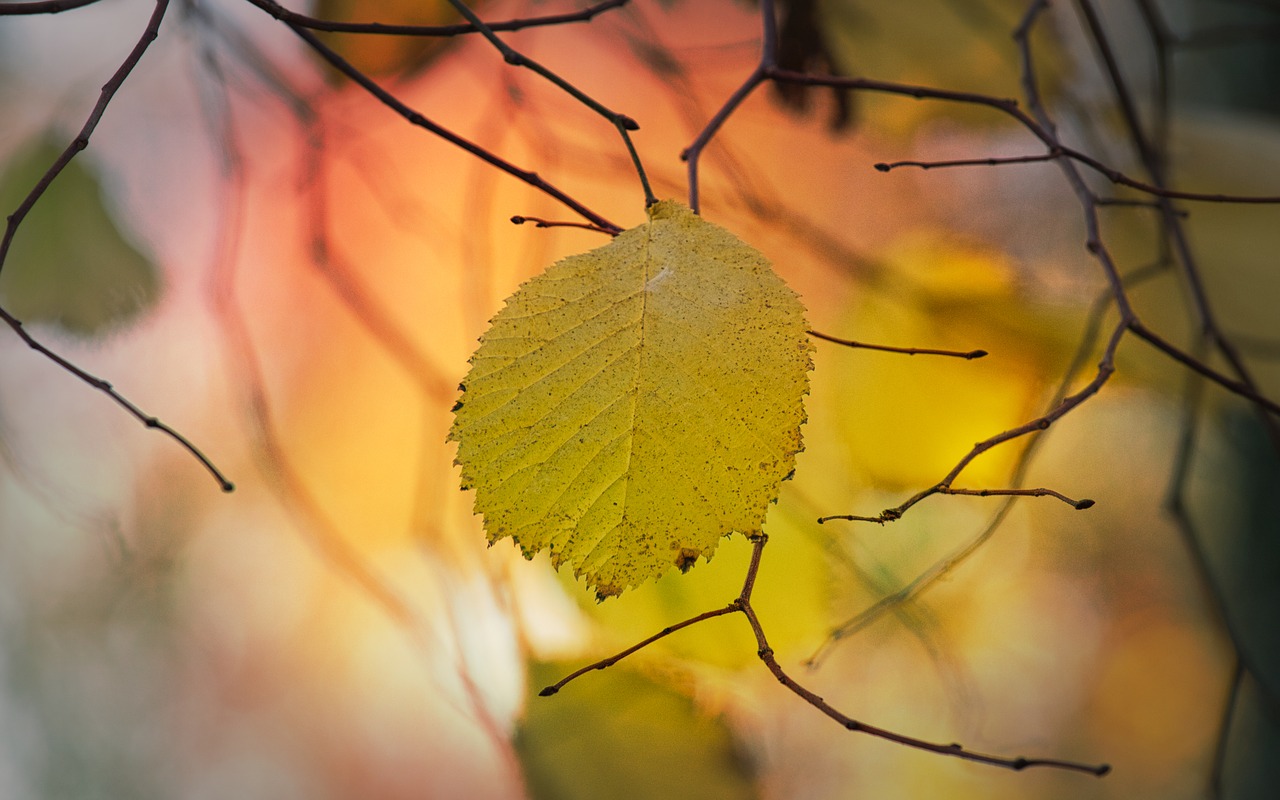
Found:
[450,201,811,598]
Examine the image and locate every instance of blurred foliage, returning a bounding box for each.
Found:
[0,135,160,337]
[517,661,757,800]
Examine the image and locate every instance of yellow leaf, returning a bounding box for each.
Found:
[450,200,812,599]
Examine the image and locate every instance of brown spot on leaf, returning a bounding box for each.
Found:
[674,547,701,573]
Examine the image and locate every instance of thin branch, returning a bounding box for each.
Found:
[1129,321,1280,415]
[1096,197,1188,216]
[767,68,1280,205]
[261,13,621,232]
[1072,0,1280,449]
[818,486,1093,523]
[538,602,741,696]
[2,0,167,279]
[0,0,233,491]
[244,0,627,37]
[874,153,1060,172]
[542,536,1109,776]
[510,215,614,234]
[442,0,655,205]
[681,0,776,212]
[943,486,1095,508]
[803,254,1140,656]
[821,321,1125,526]
[808,329,987,360]
[0,0,101,11]
[0,308,234,491]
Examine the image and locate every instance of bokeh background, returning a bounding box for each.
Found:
[1,0,1278,798]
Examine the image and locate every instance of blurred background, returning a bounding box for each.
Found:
[0,0,1277,798]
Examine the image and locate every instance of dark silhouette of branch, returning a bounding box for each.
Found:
[0,0,234,491]
[542,536,1111,777]
[442,0,655,206]
[510,215,614,234]
[808,329,987,359]
[1071,0,1280,450]
[768,68,1280,205]
[680,0,776,213]
[874,153,1059,171]
[820,319,1124,526]
[0,0,103,13]
[1,0,167,277]
[257,10,622,233]
[0,309,235,492]
[244,0,627,37]
[802,260,1156,667]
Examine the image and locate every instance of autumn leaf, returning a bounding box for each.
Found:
[449,200,812,599]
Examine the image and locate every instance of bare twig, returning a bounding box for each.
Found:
[874,153,1060,172]
[681,0,776,212]
[542,536,1110,776]
[510,215,615,234]
[818,487,1093,523]
[768,68,1280,205]
[0,309,235,492]
[0,0,234,491]
[0,0,102,13]
[260,13,621,232]
[2,0,166,278]
[442,0,655,205]
[808,329,987,360]
[244,0,627,37]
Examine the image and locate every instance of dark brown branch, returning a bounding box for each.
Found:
[264,14,621,233]
[542,536,1109,776]
[680,0,777,212]
[1129,320,1280,415]
[741,603,1109,775]
[819,320,1126,526]
[243,0,627,37]
[0,0,102,12]
[818,487,1093,524]
[808,329,987,360]
[510,215,614,234]
[2,0,168,279]
[1072,0,1280,449]
[0,308,234,491]
[768,68,1280,205]
[0,0,233,491]
[943,487,1094,508]
[874,153,1059,171]
[1096,197,1188,216]
[538,602,741,696]
[442,0,654,205]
